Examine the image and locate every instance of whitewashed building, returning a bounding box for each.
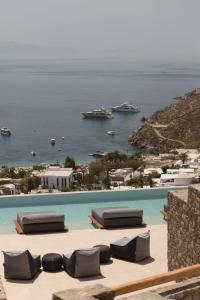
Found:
[40,167,74,190]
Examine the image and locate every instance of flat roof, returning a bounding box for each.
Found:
[40,170,73,177]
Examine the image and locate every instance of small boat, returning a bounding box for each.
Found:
[61,137,65,140]
[50,138,56,145]
[111,102,140,113]
[31,151,36,157]
[1,127,11,136]
[89,150,107,158]
[107,130,115,136]
[81,107,113,119]
[58,148,62,151]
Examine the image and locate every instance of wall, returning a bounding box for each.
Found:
[168,184,200,271]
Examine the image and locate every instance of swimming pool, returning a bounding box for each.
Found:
[0,187,184,233]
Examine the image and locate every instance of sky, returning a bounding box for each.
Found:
[0,0,200,62]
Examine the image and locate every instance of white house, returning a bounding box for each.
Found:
[109,168,133,184]
[40,167,74,190]
[160,173,195,186]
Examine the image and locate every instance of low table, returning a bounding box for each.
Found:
[93,244,111,264]
[42,253,63,272]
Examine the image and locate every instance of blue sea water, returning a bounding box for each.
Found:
[0,58,200,166]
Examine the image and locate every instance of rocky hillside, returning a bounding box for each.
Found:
[129,88,200,153]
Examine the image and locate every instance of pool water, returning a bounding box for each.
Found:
[0,188,179,233]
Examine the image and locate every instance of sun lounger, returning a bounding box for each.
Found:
[90,207,144,229]
[3,250,41,280]
[63,248,101,278]
[110,231,150,262]
[14,211,67,234]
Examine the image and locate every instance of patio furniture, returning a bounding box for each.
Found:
[110,231,150,262]
[14,211,68,234]
[63,248,101,278]
[93,245,111,264]
[3,250,41,280]
[90,207,144,229]
[42,253,63,272]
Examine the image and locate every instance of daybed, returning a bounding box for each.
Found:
[14,211,67,234]
[90,207,144,229]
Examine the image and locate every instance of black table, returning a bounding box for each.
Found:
[42,253,63,272]
[93,244,111,264]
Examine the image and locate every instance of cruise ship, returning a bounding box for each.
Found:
[0,127,11,136]
[111,102,140,113]
[81,107,113,119]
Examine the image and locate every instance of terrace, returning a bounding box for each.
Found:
[0,225,167,300]
[0,186,194,300]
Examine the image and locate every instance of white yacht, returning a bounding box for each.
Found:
[81,107,113,119]
[1,127,11,136]
[111,102,139,113]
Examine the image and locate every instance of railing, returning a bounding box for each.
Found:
[112,264,200,296]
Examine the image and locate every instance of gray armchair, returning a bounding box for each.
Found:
[3,250,41,280]
[110,231,150,262]
[63,248,100,278]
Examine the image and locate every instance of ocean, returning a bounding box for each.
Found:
[0,58,200,166]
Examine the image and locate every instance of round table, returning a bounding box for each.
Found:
[42,253,63,272]
[93,245,111,264]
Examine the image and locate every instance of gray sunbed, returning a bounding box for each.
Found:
[15,211,66,234]
[91,207,144,228]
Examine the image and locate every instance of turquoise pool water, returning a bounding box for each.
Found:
[0,188,181,233]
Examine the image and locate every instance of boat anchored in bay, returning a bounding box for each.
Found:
[1,127,11,136]
[81,107,113,119]
[111,102,140,113]
[107,130,116,136]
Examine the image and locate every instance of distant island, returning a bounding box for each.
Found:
[129,88,200,153]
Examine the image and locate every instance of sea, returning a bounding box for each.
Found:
[0,58,200,166]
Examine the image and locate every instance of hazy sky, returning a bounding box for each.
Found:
[0,0,200,62]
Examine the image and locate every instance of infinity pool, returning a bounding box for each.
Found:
[0,187,182,233]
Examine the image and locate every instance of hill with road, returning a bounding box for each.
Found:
[129,88,200,153]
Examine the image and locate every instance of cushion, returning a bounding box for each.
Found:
[75,248,100,277]
[111,237,131,247]
[3,250,32,279]
[102,208,143,219]
[17,211,65,225]
[92,207,127,220]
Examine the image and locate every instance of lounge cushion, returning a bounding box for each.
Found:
[102,208,143,219]
[110,231,150,262]
[63,248,100,278]
[75,248,100,277]
[17,211,65,225]
[3,250,41,280]
[92,207,127,221]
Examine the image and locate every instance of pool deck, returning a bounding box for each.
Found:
[0,224,167,300]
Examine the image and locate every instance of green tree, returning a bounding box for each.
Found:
[102,175,111,189]
[20,176,41,193]
[64,156,76,169]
